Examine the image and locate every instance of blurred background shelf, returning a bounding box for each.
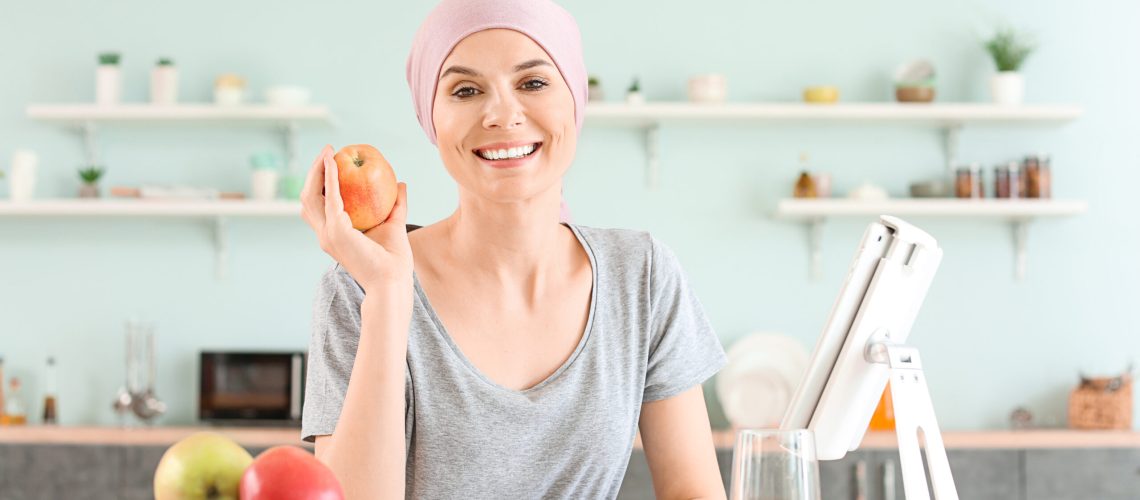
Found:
[584,102,1083,188]
[0,198,301,217]
[585,102,1083,126]
[0,199,302,279]
[773,198,1088,280]
[25,103,333,125]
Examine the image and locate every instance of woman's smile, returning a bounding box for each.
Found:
[472,140,543,169]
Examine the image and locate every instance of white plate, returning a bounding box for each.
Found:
[716,332,809,429]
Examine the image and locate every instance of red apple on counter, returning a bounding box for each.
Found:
[239,445,344,500]
[153,432,253,500]
[333,144,398,232]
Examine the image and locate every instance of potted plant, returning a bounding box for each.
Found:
[587,75,604,102]
[625,77,645,105]
[151,58,178,105]
[96,52,122,106]
[985,28,1035,105]
[78,166,105,198]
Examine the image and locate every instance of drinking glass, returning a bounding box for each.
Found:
[729,429,821,500]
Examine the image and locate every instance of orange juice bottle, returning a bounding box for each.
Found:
[868,382,895,431]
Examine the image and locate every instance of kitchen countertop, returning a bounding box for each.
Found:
[2,426,1138,450]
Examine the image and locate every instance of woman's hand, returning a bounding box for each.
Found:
[300,145,413,294]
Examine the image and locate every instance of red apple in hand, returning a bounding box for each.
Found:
[239,446,344,500]
[333,144,398,232]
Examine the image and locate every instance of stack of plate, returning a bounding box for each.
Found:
[715,332,810,429]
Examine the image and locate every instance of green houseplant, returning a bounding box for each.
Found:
[625,77,644,105]
[78,166,105,198]
[985,28,1035,105]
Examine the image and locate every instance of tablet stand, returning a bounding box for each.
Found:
[866,339,959,500]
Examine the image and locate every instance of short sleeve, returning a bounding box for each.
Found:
[301,264,365,443]
[642,237,728,402]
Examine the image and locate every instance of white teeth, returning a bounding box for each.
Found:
[477,143,537,160]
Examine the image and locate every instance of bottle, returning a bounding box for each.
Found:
[3,377,28,426]
[42,357,58,425]
[868,382,895,431]
[793,153,817,198]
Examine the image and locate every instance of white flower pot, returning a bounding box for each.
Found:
[251,169,279,201]
[150,66,179,105]
[625,91,645,105]
[95,65,121,106]
[9,150,38,202]
[990,71,1024,106]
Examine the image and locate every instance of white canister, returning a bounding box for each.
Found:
[9,150,39,202]
[215,87,245,106]
[150,61,179,105]
[688,74,727,103]
[96,65,121,106]
[251,169,279,201]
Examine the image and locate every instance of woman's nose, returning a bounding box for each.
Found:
[481,91,526,130]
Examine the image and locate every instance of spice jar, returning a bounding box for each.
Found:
[955,163,984,198]
[1025,154,1052,199]
[994,161,1023,199]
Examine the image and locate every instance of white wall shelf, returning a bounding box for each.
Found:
[25,103,336,174]
[584,102,1083,188]
[0,199,302,279]
[773,198,1089,281]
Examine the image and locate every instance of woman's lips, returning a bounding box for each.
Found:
[473,142,542,169]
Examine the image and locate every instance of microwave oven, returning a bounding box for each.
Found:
[199,351,305,426]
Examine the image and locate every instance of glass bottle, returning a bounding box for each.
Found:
[3,377,28,426]
[42,357,58,425]
[1025,154,1052,199]
[1008,161,1023,199]
[793,152,817,198]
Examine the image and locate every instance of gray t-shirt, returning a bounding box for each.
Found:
[302,223,727,498]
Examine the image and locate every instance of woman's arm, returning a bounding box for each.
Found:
[300,145,415,498]
[314,289,411,499]
[639,385,727,500]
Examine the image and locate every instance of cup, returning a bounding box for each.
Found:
[688,74,727,103]
[729,429,821,500]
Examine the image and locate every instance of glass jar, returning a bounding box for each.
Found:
[955,164,984,198]
[1025,154,1052,199]
[995,161,1023,199]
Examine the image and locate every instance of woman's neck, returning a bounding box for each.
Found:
[439,187,573,290]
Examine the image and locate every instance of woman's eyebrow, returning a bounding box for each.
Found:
[439,59,552,80]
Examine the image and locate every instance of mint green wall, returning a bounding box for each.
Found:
[2,0,1137,430]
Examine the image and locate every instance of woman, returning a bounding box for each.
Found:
[299,0,727,497]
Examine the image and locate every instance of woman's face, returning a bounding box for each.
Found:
[432,28,577,209]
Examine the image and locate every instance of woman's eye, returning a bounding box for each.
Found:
[522,78,549,91]
[452,86,480,98]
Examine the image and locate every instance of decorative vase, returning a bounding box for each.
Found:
[990,71,1024,105]
[96,65,121,106]
[150,61,178,105]
[79,184,100,198]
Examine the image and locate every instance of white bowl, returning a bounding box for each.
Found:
[265,86,312,106]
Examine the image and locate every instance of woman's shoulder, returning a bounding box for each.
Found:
[317,263,366,303]
[567,223,682,276]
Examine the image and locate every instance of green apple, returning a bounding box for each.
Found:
[153,432,253,500]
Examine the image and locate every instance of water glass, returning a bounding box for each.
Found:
[729,429,821,500]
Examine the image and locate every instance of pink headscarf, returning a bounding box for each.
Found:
[405,0,586,222]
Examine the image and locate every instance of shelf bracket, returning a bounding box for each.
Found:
[941,124,962,178]
[81,120,99,166]
[644,123,660,189]
[808,217,824,281]
[283,120,299,175]
[1012,219,1029,281]
[213,216,229,280]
